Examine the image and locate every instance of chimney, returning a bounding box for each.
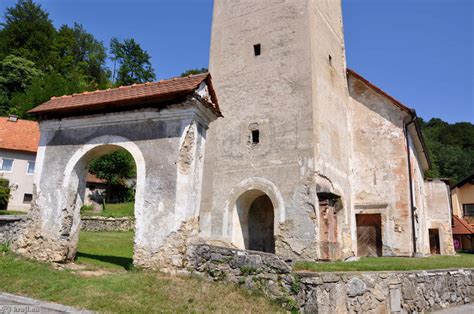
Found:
[8,115,18,122]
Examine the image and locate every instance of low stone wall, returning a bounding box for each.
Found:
[189,244,473,313]
[80,217,134,232]
[0,216,26,244]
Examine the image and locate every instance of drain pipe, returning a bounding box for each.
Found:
[405,116,417,257]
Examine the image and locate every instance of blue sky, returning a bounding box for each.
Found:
[0,0,472,123]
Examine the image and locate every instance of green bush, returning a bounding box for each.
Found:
[0,178,11,210]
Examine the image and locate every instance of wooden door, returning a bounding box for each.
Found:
[356,214,382,257]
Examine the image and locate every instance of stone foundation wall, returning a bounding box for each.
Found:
[189,244,473,313]
[0,216,26,244]
[80,217,134,232]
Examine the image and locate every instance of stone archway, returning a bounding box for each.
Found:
[13,74,221,270]
[232,188,278,253]
[59,137,145,261]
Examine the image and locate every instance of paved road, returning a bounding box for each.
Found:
[0,293,92,314]
[434,303,474,314]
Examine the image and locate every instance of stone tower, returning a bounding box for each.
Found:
[200,0,354,259]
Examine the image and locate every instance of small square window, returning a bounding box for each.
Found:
[253,44,261,56]
[1,158,13,172]
[23,193,33,204]
[251,130,260,144]
[27,161,35,175]
[464,204,474,217]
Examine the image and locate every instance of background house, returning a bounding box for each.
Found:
[451,173,474,251]
[0,115,39,211]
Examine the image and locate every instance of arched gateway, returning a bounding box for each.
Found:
[14,74,221,270]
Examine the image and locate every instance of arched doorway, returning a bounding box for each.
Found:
[233,190,275,253]
[61,141,144,264]
[248,195,275,253]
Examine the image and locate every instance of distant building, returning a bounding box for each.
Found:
[84,173,108,208]
[0,116,39,211]
[0,116,105,212]
[451,174,474,251]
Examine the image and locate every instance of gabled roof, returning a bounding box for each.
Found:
[452,173,474,189]
[29,73,221,118]
[452,215,474,235]
[347,68,431,169]
[347,69,414,115]
[0,117,39,154]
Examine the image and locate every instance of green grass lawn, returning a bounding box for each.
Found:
[2,230,473,313]
[294,254,474,272]
[76,231,134,270]
[0,210,27,215]
[0,253,282,313]
[0,230,282,313]
[81,202,134,218]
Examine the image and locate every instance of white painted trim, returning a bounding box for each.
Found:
[25,160,35,175]
[61,135,146,231]
[39,101,217,132]
[0,158,14,173]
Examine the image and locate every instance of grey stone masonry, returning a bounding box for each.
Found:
[80,217,134,232]
[0,216,26,244]
[189,244,473,313]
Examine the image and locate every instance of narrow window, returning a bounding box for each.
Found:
[464,204,474,217]
[251,130,260,144]
[254,44,261,56]
[26,161,35,175]
[328,55,333,66]
[23,193,33,204]
[0,158,13,172]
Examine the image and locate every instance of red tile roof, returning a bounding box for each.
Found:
[0,117,39,153]
[86,173,107,185]
[29,73,221,117]
[452,215,474,235]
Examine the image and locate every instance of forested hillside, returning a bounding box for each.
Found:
[0,0,156,119]
[420,118,474,183]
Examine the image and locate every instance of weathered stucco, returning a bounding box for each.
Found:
[201,0,353,261]
[423,180,456,255]
[13,97,218,270]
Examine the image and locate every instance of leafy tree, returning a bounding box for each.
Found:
[0,55,42,94]
[53,23,110,88]
[9,71,91,119]
[0,55,42,115]
[0,0,56,70]
[180,68,208,77]
[88,150,136,203]
[420,118,474,183]
[110,37,155,86]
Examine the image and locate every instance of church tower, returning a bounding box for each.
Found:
[200,0,354,260]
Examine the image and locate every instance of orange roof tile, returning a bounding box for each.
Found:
[452,215,474,235]
[86,173,107,185]
[0,117,39,153]
[29,73,221,117]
